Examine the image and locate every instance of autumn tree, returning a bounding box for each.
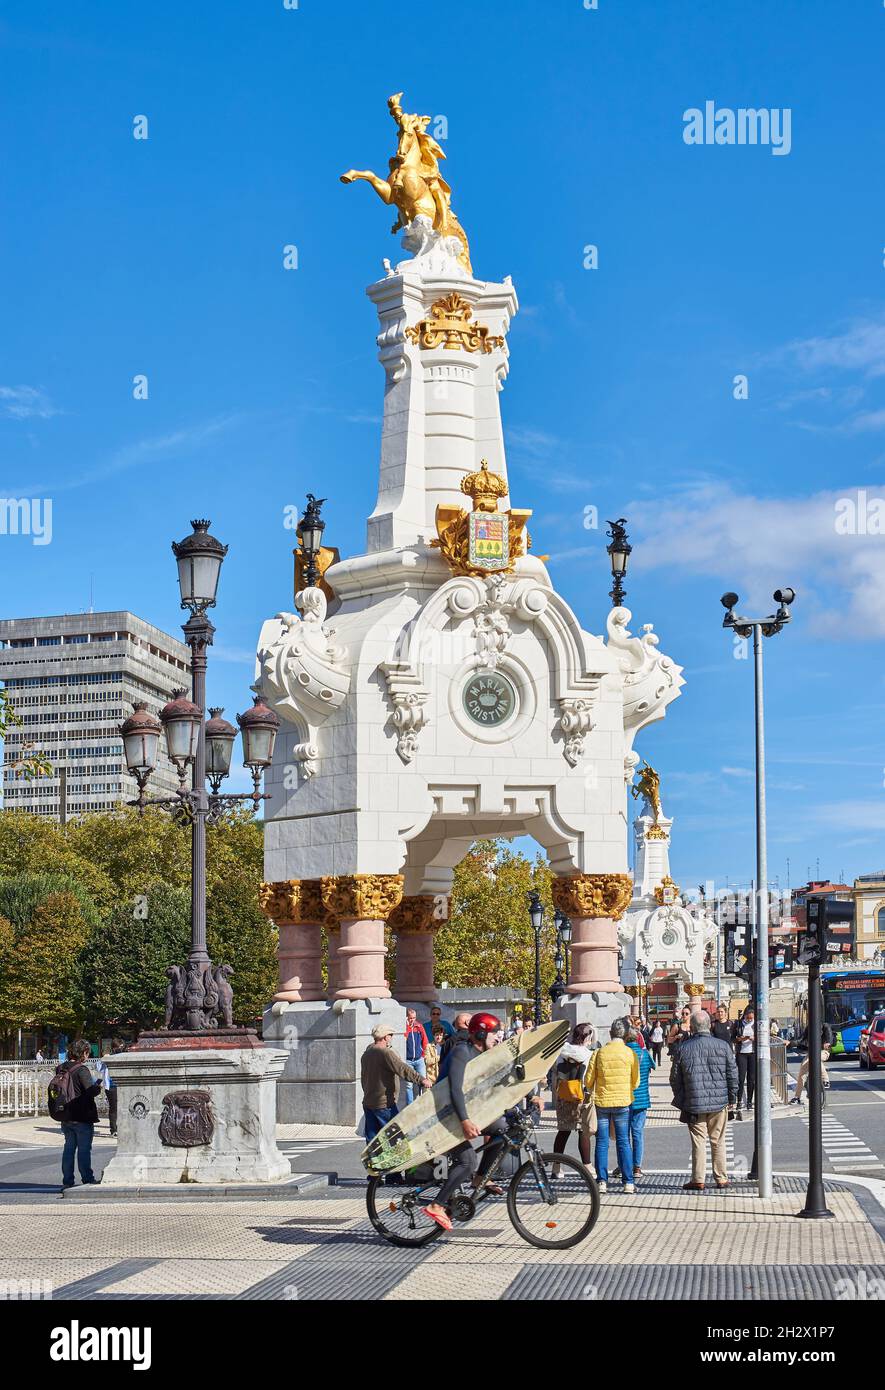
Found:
[434,840,559,1004]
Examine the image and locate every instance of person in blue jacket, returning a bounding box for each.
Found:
[626,1021,656,1177]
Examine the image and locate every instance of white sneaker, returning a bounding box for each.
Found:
[597,1181,607,1193]
[624,1183,635,1194]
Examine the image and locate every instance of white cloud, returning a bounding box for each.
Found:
[721,766,753,778]
[783,317,885,378]
[0,385,58,419]
[625,479,885,639]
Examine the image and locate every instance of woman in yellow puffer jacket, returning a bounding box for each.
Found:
[584,1018,640,1193]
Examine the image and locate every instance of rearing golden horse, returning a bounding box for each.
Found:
[340,92,472,272]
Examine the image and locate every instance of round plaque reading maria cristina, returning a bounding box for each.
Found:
[462,671,516,727]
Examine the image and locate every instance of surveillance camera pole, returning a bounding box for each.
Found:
[721,588,795,1200]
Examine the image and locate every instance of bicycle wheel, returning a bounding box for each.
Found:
[507,1152,600,1250]
[366,1172,448,1249]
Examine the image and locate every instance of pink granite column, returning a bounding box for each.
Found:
[276,921,324,1002]
[321,874,404,1001]
[552,874,633,996]
[258,879,325,1003]
[389,896,442,1003]
[325,924,341,999]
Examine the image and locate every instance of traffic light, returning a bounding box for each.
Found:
[803,895,854,961]
[725,927,752,982]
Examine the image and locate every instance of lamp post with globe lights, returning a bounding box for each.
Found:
[119,520,280,1032]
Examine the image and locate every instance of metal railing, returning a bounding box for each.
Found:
[769,1038,790,1105]
[0,1062,108,1117]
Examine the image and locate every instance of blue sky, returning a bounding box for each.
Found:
[2,0,885,893]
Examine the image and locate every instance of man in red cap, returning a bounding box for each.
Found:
[423,1012,527,1230]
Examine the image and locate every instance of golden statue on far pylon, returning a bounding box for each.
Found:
[631,759,668,839]
[340,92,472,272]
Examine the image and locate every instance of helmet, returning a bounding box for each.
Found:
[468,1012,501,1042]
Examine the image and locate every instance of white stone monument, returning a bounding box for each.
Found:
[100,1039,291,1187]
[255,93,685,1124]
[619,770,716,1013]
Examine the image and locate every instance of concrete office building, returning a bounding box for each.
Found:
[0,611,191,819]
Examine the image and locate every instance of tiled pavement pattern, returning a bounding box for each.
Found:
[1,1177,883,1301]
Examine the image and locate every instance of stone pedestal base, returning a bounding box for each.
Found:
[262,997,407,1127]
[553,990,635,1043]
[100,1046,291,1186]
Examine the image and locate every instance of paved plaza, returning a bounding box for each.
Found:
[3,1057,885,1302]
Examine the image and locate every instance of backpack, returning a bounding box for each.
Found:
[556,1055,586,1103]
[47,1061,79,1122]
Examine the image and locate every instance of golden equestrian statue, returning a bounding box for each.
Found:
[340,92,472,272]
[631,758,668,838]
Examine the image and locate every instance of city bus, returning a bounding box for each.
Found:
[796,968,885,1055]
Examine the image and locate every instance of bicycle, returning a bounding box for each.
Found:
[365,1109,600,1250]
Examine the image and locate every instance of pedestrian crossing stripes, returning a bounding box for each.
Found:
[804,1115,884,1172]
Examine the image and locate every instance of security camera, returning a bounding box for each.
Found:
[773,588,795,606]
[720,592,739,610]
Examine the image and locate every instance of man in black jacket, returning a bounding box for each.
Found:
[670,1011,739,1191]
[59,1039,102,1189]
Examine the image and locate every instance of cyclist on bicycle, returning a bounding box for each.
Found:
[423,1012,539,1231]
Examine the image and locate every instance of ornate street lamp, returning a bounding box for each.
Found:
[297,494,326,588]
[606,518,631,608]
[554,906,573,985]
[205,708,238,793]
[238,694,281,802]
[526,889,545,1027]
[120,519,281,1034]
[636,960,650,1021]
[121,703,161,801]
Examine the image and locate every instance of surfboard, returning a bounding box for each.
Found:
[361,1018,569,1175]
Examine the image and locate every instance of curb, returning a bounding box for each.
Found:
[59,1171,333,1201]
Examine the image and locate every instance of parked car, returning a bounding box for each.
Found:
[859,1012,885,1069]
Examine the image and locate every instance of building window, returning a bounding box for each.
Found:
[877,907,885,937]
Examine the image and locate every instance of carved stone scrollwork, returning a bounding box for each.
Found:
[379,662,430,763]
[320,873,405,922]
[291,742,319,779]
[552,872,634,921]
[606,606,685,744]
[558,698,594,766]
[256,585,350,750]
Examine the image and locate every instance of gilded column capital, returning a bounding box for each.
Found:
[387,894,442,934]
[624,984,640,999]
[320,873,404,923]
[552,873,634,922]
[685,982,706,998]
[259,878,331,926]
[259,879,300,924]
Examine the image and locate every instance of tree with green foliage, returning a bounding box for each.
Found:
[0,691,53,782]
[0,891,92,1032]
[78,882,192,1034]
[434,840,558,1007]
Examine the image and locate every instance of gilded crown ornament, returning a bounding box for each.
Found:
[653,875,681,907]
[431,459,533,578]
[405,293,504,354]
